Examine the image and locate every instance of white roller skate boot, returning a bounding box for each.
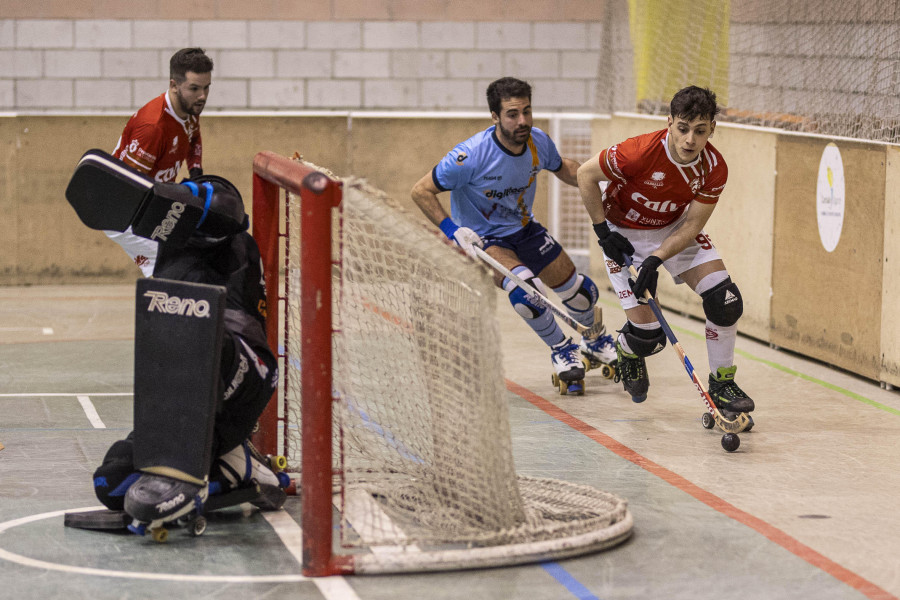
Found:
[580,324,617,377]
[550,337,586,395]
[211,440,287,510]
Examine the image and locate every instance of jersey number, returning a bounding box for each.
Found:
[695,233,713,250]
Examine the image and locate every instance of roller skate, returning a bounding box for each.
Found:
[124,473,210,542]
[211,439,290,510]
[707,365,755,431]
[579,325,617,380]
[614,341,649,403]
[550,337,586,395]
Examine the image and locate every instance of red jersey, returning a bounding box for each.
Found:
[598,129,727,230]
[113,92,202,183]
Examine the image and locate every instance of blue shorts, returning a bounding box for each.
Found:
[481,220,563,275]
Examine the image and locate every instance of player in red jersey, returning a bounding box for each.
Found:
[577,86,754,413]
[107,48,213,276]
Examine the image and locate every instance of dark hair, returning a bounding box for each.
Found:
[669,86,719,122]
[486,77,532,116]
[169,48,214,83]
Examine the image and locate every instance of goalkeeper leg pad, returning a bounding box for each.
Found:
[132,277,226,483]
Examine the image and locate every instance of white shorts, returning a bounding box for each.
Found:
[105,227,159,278]
[602,217,721,311]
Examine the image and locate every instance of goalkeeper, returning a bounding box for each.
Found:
[576,85,755,412]
[86,173,285,521]
[411,77,615,389]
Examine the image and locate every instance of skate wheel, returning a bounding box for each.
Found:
[581,357,592,371]
[721,433,740,452]
[599,364,615,379]
[701,412,715,429]
[269,455,288,471]
[150,527,169,543]
[190,516,207,537]
[631,394,647,403]
[551,373,567,395]
[744,415,754,432]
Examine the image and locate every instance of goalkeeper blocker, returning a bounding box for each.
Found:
[65,149,248,249]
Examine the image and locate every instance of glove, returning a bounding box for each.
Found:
[629,256,662,303]
[439,218,482,259]
[593,222,635,266]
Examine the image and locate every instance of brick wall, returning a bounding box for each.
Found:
[0,9,608,112]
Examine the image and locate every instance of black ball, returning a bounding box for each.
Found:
[721,433,740,452]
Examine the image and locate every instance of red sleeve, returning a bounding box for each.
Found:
[695,148,728,204]
[119,121,163,175]
[188,125,202,172]
[598,136,639,183]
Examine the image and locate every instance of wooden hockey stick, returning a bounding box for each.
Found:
[625,259,750,434]
[473,246,606,339]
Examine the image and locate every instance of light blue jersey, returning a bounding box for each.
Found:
[432,126,563,238]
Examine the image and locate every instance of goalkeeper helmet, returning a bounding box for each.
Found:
[181,174,248,247]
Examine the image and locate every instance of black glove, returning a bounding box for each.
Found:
[189,167,204,180]
[593,222,635,266]
[629,256,662,303]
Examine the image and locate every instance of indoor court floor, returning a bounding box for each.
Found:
[1,282,898,600]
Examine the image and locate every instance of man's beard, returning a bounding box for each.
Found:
[177,93,203,116]
[498,123,531,146]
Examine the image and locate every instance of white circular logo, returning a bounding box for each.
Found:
[815,143,845,253]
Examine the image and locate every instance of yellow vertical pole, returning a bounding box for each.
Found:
[628,0,731,108]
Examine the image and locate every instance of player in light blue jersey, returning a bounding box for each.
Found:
[411,77,616,394]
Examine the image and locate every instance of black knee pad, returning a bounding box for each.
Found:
[93,435,139,511]
[701,277,743,327]
[620,321,667,357]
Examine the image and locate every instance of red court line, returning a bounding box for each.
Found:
[505,379,897,600]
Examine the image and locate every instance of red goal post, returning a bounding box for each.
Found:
[251,151,341,574]
[250,151,633,576]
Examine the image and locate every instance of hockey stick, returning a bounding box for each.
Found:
[625,258,750,434]
[472,246,605,339]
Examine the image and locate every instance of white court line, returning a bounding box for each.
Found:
[0,507,307,583]
[76,396,106,429]
[0,393,132,397]
[263,510,361,600]
[0,327,54,335]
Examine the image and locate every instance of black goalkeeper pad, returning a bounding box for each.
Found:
[133,278,226,481]
[65,149,205,247]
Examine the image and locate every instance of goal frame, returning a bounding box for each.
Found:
[250,151,633,577]
[251,151,348,575]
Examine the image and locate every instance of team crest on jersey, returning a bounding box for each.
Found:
[690,177,703,194]
[455,152,468,164]
[644,171,666,187]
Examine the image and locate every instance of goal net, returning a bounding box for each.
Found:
[599,0,900,144]
[251,151,633,575]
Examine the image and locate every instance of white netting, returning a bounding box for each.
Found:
[279,159,632,571]
[549,117,595,274]
[600,0,900,144]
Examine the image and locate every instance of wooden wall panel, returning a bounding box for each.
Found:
[771,136,885,379]
[880,146,900,387]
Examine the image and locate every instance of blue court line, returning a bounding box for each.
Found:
[541,561,600,600]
